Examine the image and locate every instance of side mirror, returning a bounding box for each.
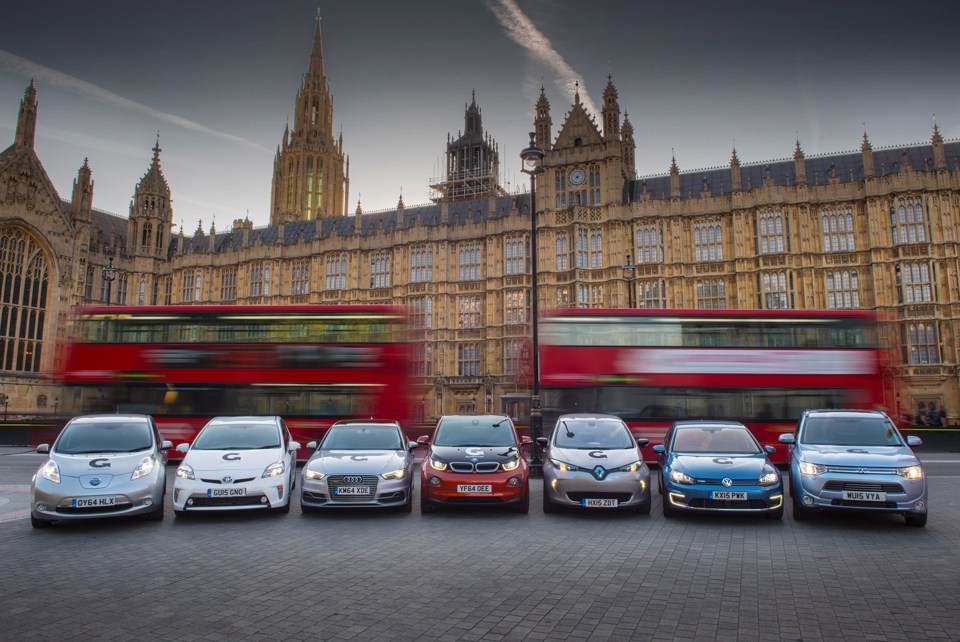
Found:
[289,441,301,452]
[906,435,923,448]
[636,438,650,448]
[306,441,318,450]
[417,435,431,444]
[408,441,419,450]
[778,434,795,445]
[535,437,549,447]
[160,440,173,451]
[652,445,665,454]
[36,444,49,454]
[175,443,190,454]
[764,445,776,454]
[520,436,532,445]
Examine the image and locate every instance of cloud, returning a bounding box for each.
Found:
[0,49,272,154]
[486,0,599,118]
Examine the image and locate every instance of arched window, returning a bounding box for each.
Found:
[0,227,49,372]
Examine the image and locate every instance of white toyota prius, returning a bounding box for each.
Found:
[173,416,300,516]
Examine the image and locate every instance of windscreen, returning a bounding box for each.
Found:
[56,420,153,454]
[555,419,634,449]
[801,415,903,446]
[434,417,516,447]
[193,423,281,450]
[671,426,761,454]
[321,425,403,450]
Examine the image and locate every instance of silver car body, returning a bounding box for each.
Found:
[782,409,928,524]
[31,414,171,527]
[542,414,651,511]
[301,421,416,510]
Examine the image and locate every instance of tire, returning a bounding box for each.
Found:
[144,500,165,521]
[662,478,677,518]
[635,500,651,515]
[657,473,664,495]
[792,497,812,521]
[300,503,317,515]
[173,509,187,519]
[766,506,784,520]
[542,492,557,514]
[398,493,413,513]
[276,497,291,514]
[420,487,434,514]
[30,514,52,529]
[516,491,530,514]
[904,512,927,527]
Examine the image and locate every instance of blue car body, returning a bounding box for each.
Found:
[654,420,784,518]
[780,409,928,527]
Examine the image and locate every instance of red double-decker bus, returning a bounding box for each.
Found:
[538,308,888,463]
[60,304,414,458]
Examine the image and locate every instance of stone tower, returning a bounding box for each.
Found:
[430,91,505,201]
[270,12,348,224]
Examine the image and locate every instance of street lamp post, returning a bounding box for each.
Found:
[623,254,636,308]
[520,131,545,476]
[103,258,117,305]
[53,397,59,417]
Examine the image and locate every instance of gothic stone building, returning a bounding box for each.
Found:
[2,16,960,425]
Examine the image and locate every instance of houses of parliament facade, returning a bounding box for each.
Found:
[2,16,960,425]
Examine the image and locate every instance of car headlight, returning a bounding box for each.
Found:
[175,463,195,480]
[501,458,521,472]
[131,456,156,481]
[897,465,923,480]
[304,468,325,480]
[758,467,779,486]
[799,461,827,476]
[381,468,406,480]
[39,460,60,484]
[262,461,285,478]
[429,457,448,471]
[549,458,580,473]
[669,469,696,484]
[617,460,643,473]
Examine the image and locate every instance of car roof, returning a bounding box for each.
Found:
[672,420,748,429]
[330,419,400,427]
[802,409,887,418]
[207,416,280,424]
[556,413,624,422]
[69,414,151,422]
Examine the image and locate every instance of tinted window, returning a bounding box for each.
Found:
[801,415,902,446]
[434,417,516,447]
[555,419,633,449]
[671,426,761,453]
[56,420,153,454]
[321,425,403,450]
[193,423,281,450]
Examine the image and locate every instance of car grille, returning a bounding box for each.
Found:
[567,492,633,502]
[688,498,768,509]
[823,481,905,493]
[57,502,133,515]
[824,465,897,475]
[328,474,379,503]
[831,499,898,509]
[190,496,265,507]
[200,477,256,484]
[449,462,500,473]
[695,478,756,486]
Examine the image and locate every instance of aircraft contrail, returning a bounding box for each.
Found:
[487,0,599,118]
[0,49,271,154]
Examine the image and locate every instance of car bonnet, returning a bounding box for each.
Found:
[429,445,520,464]
[184,447,284,474]
[672,453,770,478]
[52,449,154,477]
[308,449,407,474]
[550,446,641,469]
[797,444,919,467]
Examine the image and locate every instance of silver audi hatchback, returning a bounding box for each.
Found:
[539,413,651,513]
[30,414,172,528]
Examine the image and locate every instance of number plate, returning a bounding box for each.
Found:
[582,498,619,508]
[843,490,886,502]
[208,487,246,497]
[334,486,371,495]
[72,497,116,508]
[711,491,747,500]
[457,484,492,493]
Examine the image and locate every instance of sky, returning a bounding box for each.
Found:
[1,0,959,234]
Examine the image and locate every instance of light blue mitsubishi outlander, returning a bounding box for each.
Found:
[780,409,927,527]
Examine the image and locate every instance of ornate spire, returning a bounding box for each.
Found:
[861,124,872,151]
[793,137,804,160]
[669,152,679,175]
[932,114,944,144]
[397,189,405,210]
[730,145,740,166]
[14,80,38,149]
[308,10,324,78]
[135,133,170,197]
[574,80,581,105]
[536,84,550,109]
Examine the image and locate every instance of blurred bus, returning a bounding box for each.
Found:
[539,308,886,463]
[61,304,413,458]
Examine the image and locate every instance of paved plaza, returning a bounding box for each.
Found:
[1,448,959,641]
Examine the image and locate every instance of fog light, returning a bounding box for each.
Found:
[507,476,521,486]
[187,498,194,506]
[914,501,926,511]
[640,480,646,491]
[260,496,268,504]
[277,485,284,497]
[174,489,181,502]
[144,498,153,507]
[36,504,47,512]
[428,476,441,486]
[550,479,558,490]
[802,495,814,506]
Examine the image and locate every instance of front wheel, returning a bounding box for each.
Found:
[792,497,812,521]
[31,514,52,529]
[635,500,651,515]
[904,512,927,527]
[542,492,557,514]
[516,490,530,514]
[420,487,434,514]
[144,500,165,521]
[766,506,784,520]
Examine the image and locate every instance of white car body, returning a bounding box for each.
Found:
[172,416,300,514]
